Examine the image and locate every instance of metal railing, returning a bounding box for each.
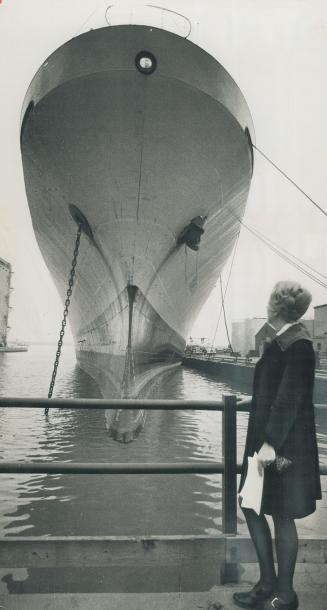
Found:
[0,395,326,537]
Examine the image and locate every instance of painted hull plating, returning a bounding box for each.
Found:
[21,25,254,438]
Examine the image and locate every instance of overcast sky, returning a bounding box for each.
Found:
[0,0,326,345]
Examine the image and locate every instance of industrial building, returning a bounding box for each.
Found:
[312,304,327,354]
[233,316,315,357]
[0,257,11,347]
[232,318,266,355]
[255,319,314,356]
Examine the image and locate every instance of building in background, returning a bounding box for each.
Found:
[232,318,266,355]
[0,257,11,347]
[313,305,327,354]
[255,319,314,356]
[254,323,276,355]
[234,316,315,357]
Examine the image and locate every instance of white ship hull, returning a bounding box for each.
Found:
[21,25,254,439]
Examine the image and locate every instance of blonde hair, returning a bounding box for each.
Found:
[268,281,312,322]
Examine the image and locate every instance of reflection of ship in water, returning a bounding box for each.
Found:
[20,22,254,440]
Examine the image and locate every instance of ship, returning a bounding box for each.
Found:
[20,22,254,440]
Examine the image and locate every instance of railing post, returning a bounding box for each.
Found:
[221,393,238,584]
[222,394,237,535]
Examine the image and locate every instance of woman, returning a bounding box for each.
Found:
[234,281,321,610]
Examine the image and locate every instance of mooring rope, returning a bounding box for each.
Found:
[207,231,240,358]
[220,275,233,352]
[229,207,327,290]
[253,143,327,218]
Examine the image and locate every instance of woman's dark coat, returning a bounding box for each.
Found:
[240,322,321,518]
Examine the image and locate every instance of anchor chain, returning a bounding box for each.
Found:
[45,224,82,415]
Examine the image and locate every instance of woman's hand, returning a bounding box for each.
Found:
[236,395,252,408]
[257,442,276,473]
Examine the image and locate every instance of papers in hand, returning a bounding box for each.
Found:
[239,452,264,515]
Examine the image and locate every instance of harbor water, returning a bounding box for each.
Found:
[0,345,327,536]
[0,345,326,541]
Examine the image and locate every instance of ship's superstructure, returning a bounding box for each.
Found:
[21,25,254,439]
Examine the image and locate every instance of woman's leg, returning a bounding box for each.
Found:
[272,514,298,602]
[243,508,276,589]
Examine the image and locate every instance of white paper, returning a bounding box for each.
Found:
[239,452,264,515]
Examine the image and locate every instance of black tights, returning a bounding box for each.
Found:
[243,508,298,600]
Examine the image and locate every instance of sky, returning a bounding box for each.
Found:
[0,0,326,345]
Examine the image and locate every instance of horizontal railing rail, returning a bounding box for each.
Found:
[1,396,326,411]
[0,460,327,476]
[0,461,224,475]
[1,462,326,476]
[0,397,226,410]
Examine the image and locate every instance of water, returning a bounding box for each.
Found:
[0,345,326,541]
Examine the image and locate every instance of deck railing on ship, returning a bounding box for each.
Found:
[0,395,326,584]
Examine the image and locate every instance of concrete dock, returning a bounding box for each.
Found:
[1,564,326,609]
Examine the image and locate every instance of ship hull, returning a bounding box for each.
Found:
[21,25,254,437]
[76,284,184,396]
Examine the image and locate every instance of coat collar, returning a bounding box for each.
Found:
[275,321,312,351]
